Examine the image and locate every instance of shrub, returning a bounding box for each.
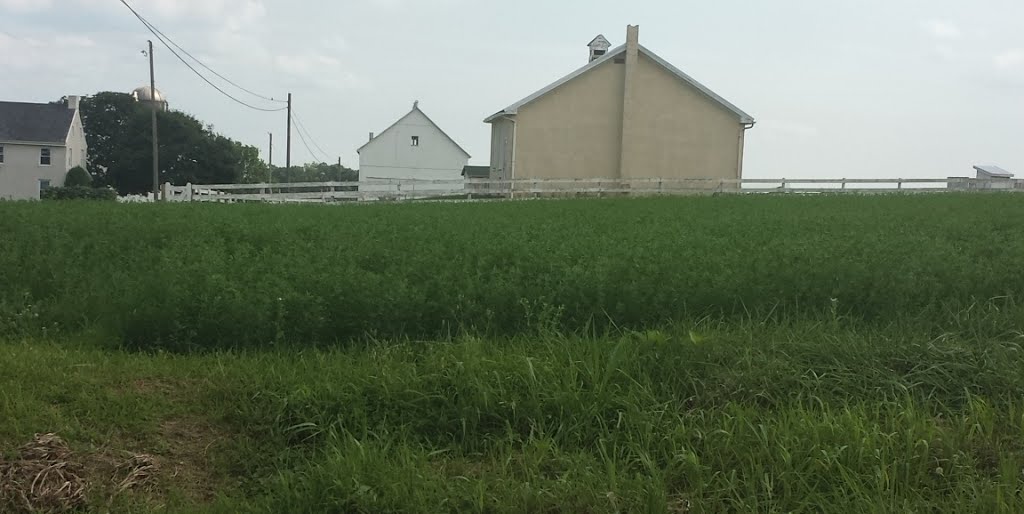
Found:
[64,166,92,187]
[40,186,117,201]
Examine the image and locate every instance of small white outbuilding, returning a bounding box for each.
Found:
[357,102,470,197]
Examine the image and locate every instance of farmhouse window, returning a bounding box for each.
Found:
[40,148,51,166]
[411,136,420,147]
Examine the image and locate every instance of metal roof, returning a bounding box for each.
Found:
[588,35,611,48]
[461,165,490,178]
[973,165,1014,178]
[0,101,75,144]
[484,44,755,124]
[359,103,470,158]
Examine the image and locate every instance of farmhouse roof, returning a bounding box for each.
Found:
[358,102,471,158]
[484,44,755,124]
[0,101,75,145]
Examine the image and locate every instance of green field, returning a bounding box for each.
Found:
[2,196,1024,513]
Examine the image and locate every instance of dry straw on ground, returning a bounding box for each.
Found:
[114,453,158,494]
[0,433,159,513]
[0,433,87,514]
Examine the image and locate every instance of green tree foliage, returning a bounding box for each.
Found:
[77,92,266,194]
[64,166,92,187]
[264,162,358,184]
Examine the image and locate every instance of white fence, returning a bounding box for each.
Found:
[157,177,1024,203]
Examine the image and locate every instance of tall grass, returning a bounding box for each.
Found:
[2,195,1024,349]
[215,318,1024,512]
[5,314,1023,512]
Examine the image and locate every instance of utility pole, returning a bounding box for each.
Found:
[268,132,273,184]
[286,93,292,181]
[148,40,159,200]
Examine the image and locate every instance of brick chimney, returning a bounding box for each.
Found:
[67,95,80,111]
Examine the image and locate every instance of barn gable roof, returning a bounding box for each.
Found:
[359,103,471,158]
[484,44,754,124]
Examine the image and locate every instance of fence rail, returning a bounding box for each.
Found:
[157,176,1024,203]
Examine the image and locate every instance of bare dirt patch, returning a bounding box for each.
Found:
[157,418,227,503]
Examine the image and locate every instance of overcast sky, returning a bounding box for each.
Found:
[2,0,1022,179]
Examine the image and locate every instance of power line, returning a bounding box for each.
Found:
[133,11,286,104]
[291,112,328,163]
[119,0,287,113]
[291,110,332,162]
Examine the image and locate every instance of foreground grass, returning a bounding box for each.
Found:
[3,195,1024,349]
[4,314,1024,512]
[4,195,1024,511]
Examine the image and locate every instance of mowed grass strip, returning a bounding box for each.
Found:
[3,313,1024,512]
[2,194,1024,349]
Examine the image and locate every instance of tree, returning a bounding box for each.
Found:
[76,92,265,194]
[267,162,358,184]
[236,142,270,184]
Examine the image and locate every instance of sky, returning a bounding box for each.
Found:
[1,0,1022,179]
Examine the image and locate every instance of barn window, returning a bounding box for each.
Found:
[411,136,420,147]
[0,145,4,164]
[40,148,51,166]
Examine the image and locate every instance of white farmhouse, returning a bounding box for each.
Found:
[0,96,88,200]
[358,102,470,197]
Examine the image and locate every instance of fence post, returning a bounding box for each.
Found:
[841,179,847,190]
[185,182,193,202]
[898,179,903,191]
[781,178,786,191]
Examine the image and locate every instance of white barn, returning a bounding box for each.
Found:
[358,102,470,197]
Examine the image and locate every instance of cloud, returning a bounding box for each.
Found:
[0,29,115,97]
[759,120,820,139]
[366,0,406,10]
[931,44,959,62]
[0,31,98,68]
[322,36,350,53]
[106,0,266,23]
[273,53,371,90]
[993,49,1024,71]
[921,19,962,40]
[0,0,52,11]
